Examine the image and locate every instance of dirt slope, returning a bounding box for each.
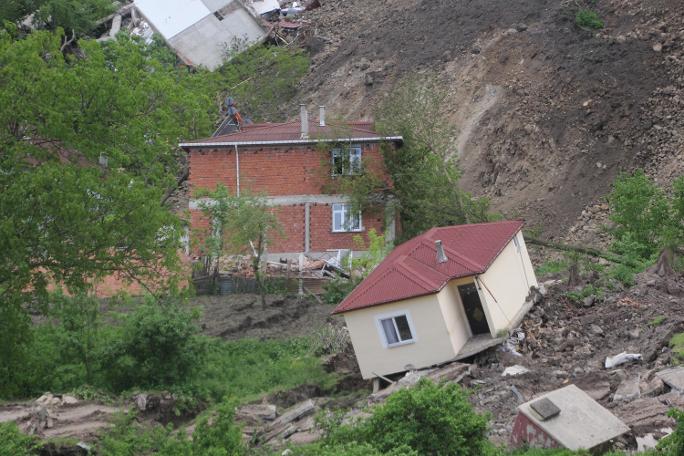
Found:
[297,0,684,239]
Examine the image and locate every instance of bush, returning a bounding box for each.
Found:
[191,400,246,455]
[288,442,419,456]
[0,422,37,456]
[310,324,352,356]
[323,379,489,456]
[101,299,208,391]
[323,277,358,305]
[575,10,604,29]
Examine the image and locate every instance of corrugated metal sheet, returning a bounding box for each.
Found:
[332,221,524,314]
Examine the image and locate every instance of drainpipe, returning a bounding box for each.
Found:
[234,144,240,197]
[300,103,309,139]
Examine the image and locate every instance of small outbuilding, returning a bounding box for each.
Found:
[511,385,630,451]
[332,220,538,380]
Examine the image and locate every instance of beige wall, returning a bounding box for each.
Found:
[343,294,457,379]
[478,232,538,334]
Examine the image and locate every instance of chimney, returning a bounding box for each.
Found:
[300,103,309,139]
[319,105,326,127]
[435,240,448,263]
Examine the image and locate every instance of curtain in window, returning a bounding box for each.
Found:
[381,318,399,345]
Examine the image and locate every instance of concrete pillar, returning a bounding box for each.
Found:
[304,202,311,253]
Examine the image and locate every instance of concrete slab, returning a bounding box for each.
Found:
[656,367,684,392]
[517,385,630,451]
[453,333,506,360]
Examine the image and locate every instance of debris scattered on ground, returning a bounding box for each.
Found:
[605,352,643,369]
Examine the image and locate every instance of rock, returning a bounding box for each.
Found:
[658,391,684,408]
[428,362,471,383]
[583,295,596,308]
[628,328,641,339]
[61,395,79,406]
[590,324,604,336]
[236,404,277,425]
[287,429,323,444]
[614,375,641,402]
[655,367,684,392]
[515,23,528,32]
[580,381,611,401]
[653,43,663,52]
[364,73,374,86]
[640,375,666,397]
[133,393,148,412]
[502,365,530,377]
[615,398,673,433]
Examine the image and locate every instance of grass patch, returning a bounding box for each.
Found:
[535,260,568,278]
[670,333,684,363]
[576,9,604,29]
[197,338,337,405]
[650,315,667,327]
[566,284,603,303]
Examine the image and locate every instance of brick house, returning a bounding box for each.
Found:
[179,106,403,259]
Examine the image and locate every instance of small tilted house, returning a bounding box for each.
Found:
[332,220,539,380]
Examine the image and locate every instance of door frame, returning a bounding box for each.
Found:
[457,279,495,338]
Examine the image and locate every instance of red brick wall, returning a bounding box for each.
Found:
[189,203,386,255]
[187,143,388,196]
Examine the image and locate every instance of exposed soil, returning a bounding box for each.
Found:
[297,0,684,241]
[466,270,684,447]
[195,293,340,340]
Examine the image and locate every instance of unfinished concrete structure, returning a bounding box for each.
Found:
[134,0,266,70]
[333,221,539,379]
[511,385,630,451]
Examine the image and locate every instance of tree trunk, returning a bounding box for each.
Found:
[254,233,267,308]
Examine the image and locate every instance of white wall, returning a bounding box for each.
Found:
[478,232,538,334]
[344,294,457,379]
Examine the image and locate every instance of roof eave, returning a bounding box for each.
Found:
[179,136,404,150]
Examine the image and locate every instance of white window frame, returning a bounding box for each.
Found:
[331,145,363,176]
[375,310,417,348]
[332,203,363,233]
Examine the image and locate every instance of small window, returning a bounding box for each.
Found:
[332,203,362,232]
[331,146,362,176]
[378,313,415,347]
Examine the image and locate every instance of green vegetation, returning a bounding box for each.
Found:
[535,259,568,278]
[575,9,604,30]
[1,0,113,35]
[372,75,491,241]
[1,292,333,407]
[0,422,38,456]
[669,333,684,364]
[650,315,667,327]
[196,184,283,301]
[0,27,308,399]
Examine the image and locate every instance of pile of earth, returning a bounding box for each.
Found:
[296,0,684,241]
[195,293,340,340]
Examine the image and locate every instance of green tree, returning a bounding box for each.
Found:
[196,184,282,303]
[608,171,684,274]
[374,75,490,240]
[35,0,114,36]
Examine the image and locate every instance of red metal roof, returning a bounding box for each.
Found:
[180,120,402,147]
[332,220,524,314]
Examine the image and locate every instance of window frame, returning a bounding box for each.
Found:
[331,145,363,176]
[375,310,418,348]
[331,203,363,233]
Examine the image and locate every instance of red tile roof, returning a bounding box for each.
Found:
[332,220,524,314]
[179,120,402,147]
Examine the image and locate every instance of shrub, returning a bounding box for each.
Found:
[191,400,246,455]
[575,10,604,29]
[101,299,208,391]
[323,277,358,305]
[287,442,419,456]
[535,260,568,278]
[669,333,684,363]
[310,324,352,356]
[0,422,37,456]
[657,409,684,455]
[324,379,489,456]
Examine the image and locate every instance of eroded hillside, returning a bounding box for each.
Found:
[297,0,684,240]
